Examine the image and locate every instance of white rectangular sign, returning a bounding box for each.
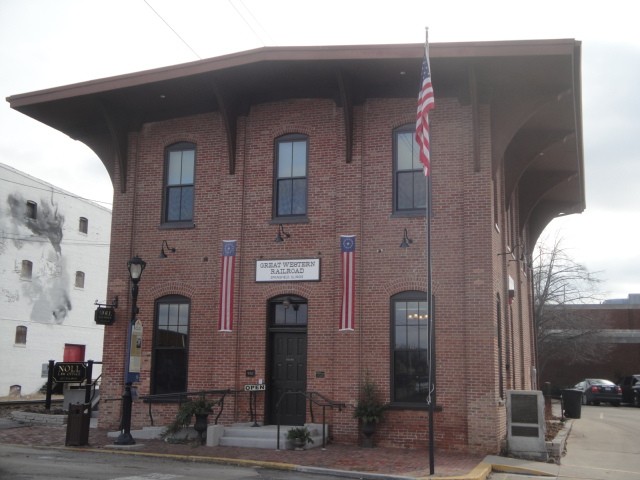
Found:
[256,258,320,282]
[244,384,266,391]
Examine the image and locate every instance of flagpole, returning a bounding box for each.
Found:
[427,167,435,476]
[415,25,435,473]
[424,27,436,476]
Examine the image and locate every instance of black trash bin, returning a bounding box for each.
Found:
[65,403,90,446]
[561,389,582,419]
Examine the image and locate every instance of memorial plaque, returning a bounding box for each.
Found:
[511,393,538,424]
[506,390,548,461]
[511,426,539,437]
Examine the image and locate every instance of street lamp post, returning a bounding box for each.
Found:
[115,255,146,446]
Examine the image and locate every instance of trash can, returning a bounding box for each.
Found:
[561,389,582,419]
[65,403,90,446]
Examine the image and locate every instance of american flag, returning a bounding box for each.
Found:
[339,235,356,331]
[416,44,435,176]
[218,240,237,332]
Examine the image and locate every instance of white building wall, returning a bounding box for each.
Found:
[0,163,111,396]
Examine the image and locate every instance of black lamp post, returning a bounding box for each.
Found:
[115,255,146,445]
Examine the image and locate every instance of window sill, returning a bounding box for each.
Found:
[388,402,442,412]
[270,216,309,225]
[390,210,427,219]
[159,221,196,230]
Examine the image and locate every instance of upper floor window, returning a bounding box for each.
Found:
[152,296,190,395]
[274,134,308,218]
[75,271,85,289]
[164,142,195,224]
[391,291,430,405]
[393,125,426,214]
[15,326,27,345]
[21,260,33,280]
[26,201,37,220]
[79,217,88,234]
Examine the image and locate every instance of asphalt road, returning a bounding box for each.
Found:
[0,443,352,480]
[490,403,640,480]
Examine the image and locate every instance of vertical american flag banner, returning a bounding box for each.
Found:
[415,38,435,176]
[339,235,356,331]
[218,240,237,332]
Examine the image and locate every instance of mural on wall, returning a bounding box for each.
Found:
[8,192,64,254]
[3,191,72,324]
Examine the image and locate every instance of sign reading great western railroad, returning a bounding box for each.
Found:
[53,362,87,383]
[255,258,320,282]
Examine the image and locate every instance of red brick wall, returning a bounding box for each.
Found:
[541,306,640,391]
[100,96,533,454]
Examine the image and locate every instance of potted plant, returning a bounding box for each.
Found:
[286,426,314,450]
[353,377,387,447]
[165,396,215,444]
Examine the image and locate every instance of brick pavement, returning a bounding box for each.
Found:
[0,422,486,479]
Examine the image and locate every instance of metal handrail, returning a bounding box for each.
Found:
[140,389,233,426]
[275,391,346,450]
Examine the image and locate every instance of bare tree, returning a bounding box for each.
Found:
[533,235,607,376]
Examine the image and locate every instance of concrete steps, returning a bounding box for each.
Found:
[218,423,325,449]
[106,421,329,450]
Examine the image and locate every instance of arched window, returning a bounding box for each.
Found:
[164,142,196,224]
[152,295,190,394]
[393,125,426,214]
[274,134,308,219]
[391,290,430,404]
[75,271,85,288]
[79,217,88,234]
[269,295,308,326]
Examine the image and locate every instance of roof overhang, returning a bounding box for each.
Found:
[7,40,584,239]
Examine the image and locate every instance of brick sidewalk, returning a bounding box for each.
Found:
[0,422,484,479]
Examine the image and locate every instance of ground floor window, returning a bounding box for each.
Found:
[391,291,429,404]
[152,295,190,395]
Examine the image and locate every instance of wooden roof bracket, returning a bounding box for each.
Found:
[336,69,354,163]
[468,66,481,172]
[212,80,238,174]
[96,99,129,194]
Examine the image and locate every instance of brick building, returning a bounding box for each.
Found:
[7,39,584,453]
[541,295,640,391]
[0,163,110,396]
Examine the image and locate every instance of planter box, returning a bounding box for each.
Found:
[11,411,67,426]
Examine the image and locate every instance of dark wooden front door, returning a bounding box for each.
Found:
[269,331,307,425]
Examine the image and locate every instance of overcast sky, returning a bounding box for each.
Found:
[1,0,639,300]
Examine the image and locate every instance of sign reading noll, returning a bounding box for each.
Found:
[53,362,87,383]
[256,258,320,282]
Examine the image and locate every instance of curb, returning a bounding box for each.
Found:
[490,463,556,477]
[547,418,573,461]
[13,443,494,480]
[416,462,493,480]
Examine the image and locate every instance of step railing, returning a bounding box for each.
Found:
[275,391,346,450]
[140,389,232,426]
